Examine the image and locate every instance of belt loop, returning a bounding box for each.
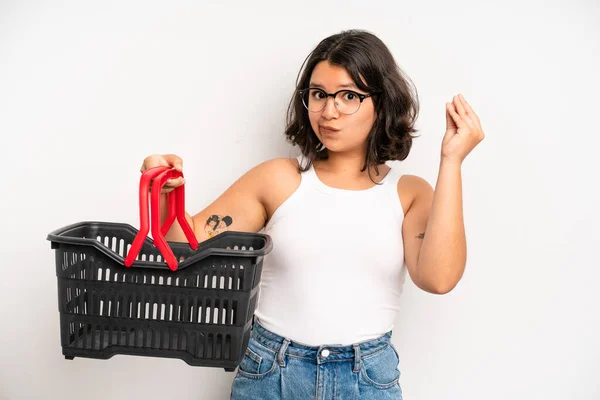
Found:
[353,344,361,373]
[278,338,291,367]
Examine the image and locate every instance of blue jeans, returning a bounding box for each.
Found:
[230,320,403,399]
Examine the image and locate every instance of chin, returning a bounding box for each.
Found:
[319,139,339,151]
[321,142,352,154]
[317,134,361,154]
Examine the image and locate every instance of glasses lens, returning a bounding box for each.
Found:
[301,89,363,114]
[302,89,327,112]
[336,90,361,114]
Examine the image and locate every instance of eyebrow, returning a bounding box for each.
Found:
[309,82,358,90]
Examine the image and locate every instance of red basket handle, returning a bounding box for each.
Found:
[124,166,199,270]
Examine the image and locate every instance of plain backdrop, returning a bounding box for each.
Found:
[1,1,599,399]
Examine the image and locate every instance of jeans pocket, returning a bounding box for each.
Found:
[359,343,401,389]
[236,337,278,379]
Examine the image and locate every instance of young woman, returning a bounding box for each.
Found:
[141,29,484,399]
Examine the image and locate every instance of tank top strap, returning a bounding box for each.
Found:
[382,161,405,218]
[295,154,320,184]
[383,161,404,187]
[296,154,309,171]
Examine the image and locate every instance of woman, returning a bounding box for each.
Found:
[141,29,484,399]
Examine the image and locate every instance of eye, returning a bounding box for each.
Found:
[343,91,357,101]
[312,90,326,99]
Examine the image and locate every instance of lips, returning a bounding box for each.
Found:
[320,125,340,134]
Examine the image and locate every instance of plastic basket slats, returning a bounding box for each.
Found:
[48,221,270,370]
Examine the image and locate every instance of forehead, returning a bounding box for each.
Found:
[309,61,358,90]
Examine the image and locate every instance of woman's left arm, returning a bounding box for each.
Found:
[402,93,485,294]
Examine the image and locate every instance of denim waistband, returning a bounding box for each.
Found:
[250,319,392,366]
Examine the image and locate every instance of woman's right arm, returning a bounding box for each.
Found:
[140,154,271,243]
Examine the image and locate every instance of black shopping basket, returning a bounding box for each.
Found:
[47,166,272,371]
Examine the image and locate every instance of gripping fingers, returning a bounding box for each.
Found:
[148,177,186,194]
[165,177,186,187]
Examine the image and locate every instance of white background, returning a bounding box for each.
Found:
[1,1,599,399]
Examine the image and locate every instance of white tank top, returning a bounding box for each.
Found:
[254,156,408,345]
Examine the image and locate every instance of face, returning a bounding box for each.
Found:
[307,61,376,155]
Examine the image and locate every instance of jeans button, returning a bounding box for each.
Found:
[321,349,330,358]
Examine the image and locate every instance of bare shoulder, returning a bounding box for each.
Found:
[254,157,300,177]
[252,157,302,222]
[397,174,434,216]
[235,157,298,186]
[189,157,301,239]
[249,157,301,189]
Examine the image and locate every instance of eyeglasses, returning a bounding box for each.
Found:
[298,88,378,115]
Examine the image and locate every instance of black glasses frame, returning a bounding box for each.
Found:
[298,88,379,114]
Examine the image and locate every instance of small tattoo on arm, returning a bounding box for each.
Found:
[205,214,233,238]
[415,233,425,239]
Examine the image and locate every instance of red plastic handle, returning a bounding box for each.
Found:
[124,166,199,270]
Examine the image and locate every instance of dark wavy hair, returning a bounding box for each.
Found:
[285,29,420,179]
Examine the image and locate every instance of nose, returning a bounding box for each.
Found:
[321,95,339,119]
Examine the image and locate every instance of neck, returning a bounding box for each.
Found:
[317,150,385,178]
